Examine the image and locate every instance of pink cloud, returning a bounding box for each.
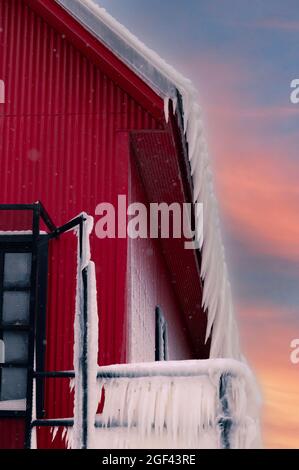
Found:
[186,55,299,448]
[208,105,299,120]
[186,57,299,261]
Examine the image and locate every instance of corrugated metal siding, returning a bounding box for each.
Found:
[0,419,25,449]
[0,0,161,448]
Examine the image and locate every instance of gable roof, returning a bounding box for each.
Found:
[56,0,178,99]
[55,0,241,360]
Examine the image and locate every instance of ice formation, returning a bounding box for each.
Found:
[56,0,240,359]
[71,213,99,449]
[66,359,261,449]
[0,398,26,411]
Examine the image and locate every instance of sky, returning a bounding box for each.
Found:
[97,0,299,448]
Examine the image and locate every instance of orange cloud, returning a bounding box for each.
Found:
[238,304,299,448]
[256,365,299,448]
[215,150,299,260]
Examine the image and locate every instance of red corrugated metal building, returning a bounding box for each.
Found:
[0,0,210,448]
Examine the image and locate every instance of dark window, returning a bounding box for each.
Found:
[155,306,168,361]
[0,237,48,415]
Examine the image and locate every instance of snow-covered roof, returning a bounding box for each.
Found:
[55,0,241,360]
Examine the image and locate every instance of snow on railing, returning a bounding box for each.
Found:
[67,358,261,449]
[72,213,99,449]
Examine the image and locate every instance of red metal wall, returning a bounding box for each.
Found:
[0,0,192,448]
[0,419,25,449]
[0,0,160,448]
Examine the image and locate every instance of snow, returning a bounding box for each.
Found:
[0,230,47,235]
[86,359,260,449]
[96,358,257,379]
[0,399,26,411]
[0,231,33,235]
[56,0,241,360]
[71,213,99,449]
[30,353,37,449]
[90,427,220,449]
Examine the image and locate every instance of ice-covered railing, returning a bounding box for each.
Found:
[66,359,261,449]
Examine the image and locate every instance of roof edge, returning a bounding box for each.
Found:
[56,0,178,100]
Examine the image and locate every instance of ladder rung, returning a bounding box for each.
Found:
[94,418,134,429]
[32,417,138,429]
[34,371,75,378]
[31,419,74,428]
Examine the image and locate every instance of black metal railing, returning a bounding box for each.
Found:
[95,366,233,448]
[0,203,235,450]
[0,202,88,449]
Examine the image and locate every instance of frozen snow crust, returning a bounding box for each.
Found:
[66,359,261,449]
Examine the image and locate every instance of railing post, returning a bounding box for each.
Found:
[24,203,40,449]
[81,265,88,449]
[74,217,90,449]
[219,373,233,449]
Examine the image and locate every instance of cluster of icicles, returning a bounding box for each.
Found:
[61,364,260,449]
[95,375,219,448]
[180,92,240,359]
[165,87,241,360]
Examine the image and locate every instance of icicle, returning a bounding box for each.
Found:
[91,359,260,448]
[172,95,178,114]
[51,427,59,442]
[163,96,169,123]
[69,378,75,391]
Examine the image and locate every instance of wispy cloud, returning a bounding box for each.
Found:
[187,57,299,261]
[191,53,299,448]
[173,31,299,449]
[255,19,299,31]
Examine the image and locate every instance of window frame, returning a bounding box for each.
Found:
[0,235,48,418]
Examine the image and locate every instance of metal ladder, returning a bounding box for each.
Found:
[21,203,89,449]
